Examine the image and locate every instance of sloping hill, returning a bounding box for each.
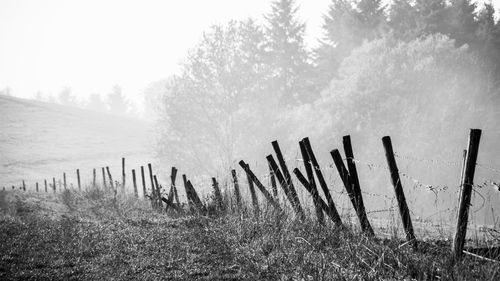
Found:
[0,95,156,190]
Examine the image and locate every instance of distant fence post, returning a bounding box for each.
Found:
[36,182,39,192]
[212,177,224,211]
[22,180,26,191]
[153,175,163,209]
[44,179,47,192]
[453,129,482,260]
[148,164,156,207]
[132,169,138,197]
[102,167,107,189]
[76,169,81,190]
[122,157,126,190]
[171,167,179,205]
[382,136,416,249]
[269,165,278,199]
[52,177,56,193]
[244,165,260,218]
[141,166,146,199]
[106,166,114,190]
[63,173,67,190]
[93,168,96,188]
[239,161,282,214]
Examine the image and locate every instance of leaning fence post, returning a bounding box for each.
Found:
[76,169,81,190]
[244,164,260,218]
[231,169,242,209]
[343,135,374,236]
[453,129,482,260]
[239,161,282,213]
[153,175,163,209]
[299,140,325,225]
[106,166,115,190]
[132,169,138,197]
[269,164,278,198]
[22,180,26,191]
[212,177,224,211]
[272,141,304,220]
[148,164,156,207]
[382,136,416,249]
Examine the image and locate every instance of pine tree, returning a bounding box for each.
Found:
[107,85,128,115]
[264,0,312,105]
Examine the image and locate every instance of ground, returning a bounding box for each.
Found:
[1,188,499,280]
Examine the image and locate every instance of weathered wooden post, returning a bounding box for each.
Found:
[153,175,163,209]
[93,168,96,188]
[148,164,156,207]
[76,169,81,190]
[22,180,26,191]
[183,174,193,209]
[453,129,482,260]
[271,141,304,220]
[36,182,39,192]
[299,140,324,225]
[211,177,224,211]
[331,149,374,236]
[187,180,206,213]
[102,167,107,189]
[382,136,416,249]
[244,165,260,218]
[267,155,305,220]
[106,166,115,190]
[63,173,67,190]
[132,169,138,197]
[122,157,126,190]
[294,168,342,226]
[170,167,179,205]
[239,161,282,213]
[141,166,146,199]
[269,165,278,198]
[302,138,341,225]
[231,169,242,208]
[44,179,48,192]
[52,177,56,193]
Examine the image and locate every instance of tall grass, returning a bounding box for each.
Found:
[0,187,499,280]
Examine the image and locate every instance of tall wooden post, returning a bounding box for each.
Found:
[106,166,114,190]
[122,157,126,190]
[44,179,48,192]
[36,182,39,192]
[22,180,26,191]
[231,169,242,208]
[382,136,416,248]
[148,164,156,207]
[52,177,56,193]
[93,168,96,188]
[212,178,224,211]
[453,129,482,259]
[141,166,146,199]
[299,140,324,225]
[63,173,67,190]
[245,165,260,218]
[102,167,107,189]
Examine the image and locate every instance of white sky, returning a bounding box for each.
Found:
[0,0,498,106]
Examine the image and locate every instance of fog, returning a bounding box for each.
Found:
[2,0,500,238]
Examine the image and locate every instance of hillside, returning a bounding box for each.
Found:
[0,95,156,191]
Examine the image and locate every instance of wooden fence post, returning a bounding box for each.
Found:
[22,180,26,191]
[102,167,107,189]
[52,177,56,193]
[132,169,138,197]
[271,141,304,220]
[239,161,282,213]
[187,180,206,213]
[36,182,38,192]
[171,167,179,205]
[299,140,325,225]
[244,165,260,218]
[231,169,242,208]
[294,168,343,227]
[106,166,115,190]
[267,155,305,220]
[343,136,374,236]
[382,136,416,249]
[76,169,81,190]
[141,166,146,199]
[212,177,224,211]
[63,173,67,190]
[122,157,126,190]
[165,168,177,211]
[148,164,156,206]
[44,179,47,192]
[453,129,482,260]
[153,175,163,209]
[331,149,374,236]
[302,138,342,225]
[269,165,278,198]
[93,168,96,188]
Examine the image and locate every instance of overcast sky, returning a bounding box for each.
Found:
[0,0,498,107]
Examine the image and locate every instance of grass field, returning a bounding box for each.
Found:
[1,188,499,280]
